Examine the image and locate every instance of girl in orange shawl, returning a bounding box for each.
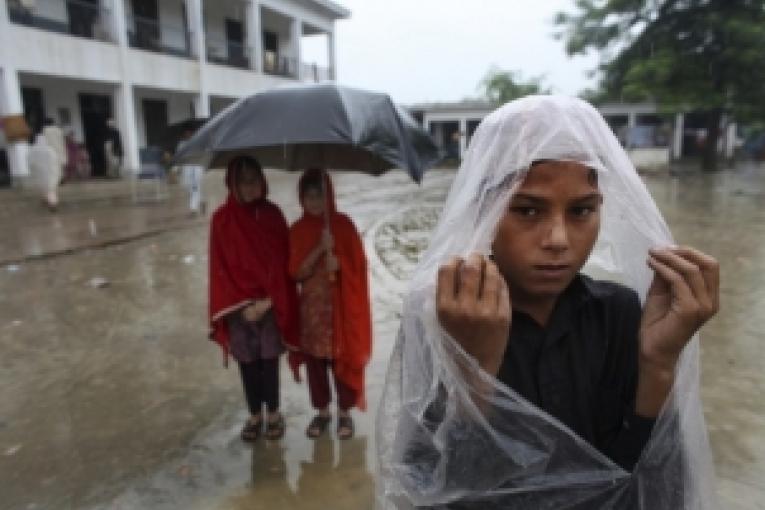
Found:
[289,169,372,440]
[209,156,299,441]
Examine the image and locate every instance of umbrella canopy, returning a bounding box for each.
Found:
[173,84,441,182]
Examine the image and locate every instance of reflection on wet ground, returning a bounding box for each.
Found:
[0,165,763,509]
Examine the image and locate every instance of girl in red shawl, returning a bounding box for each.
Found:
[209,156,299,441]
[288,169,372,440]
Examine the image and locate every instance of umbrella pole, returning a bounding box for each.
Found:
[321,167,336,283]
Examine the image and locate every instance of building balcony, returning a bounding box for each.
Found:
[206,36,249,70]
[301,61,332,82]
[126,15,191,58]
[7,0,114,42]
[262,51,298,78]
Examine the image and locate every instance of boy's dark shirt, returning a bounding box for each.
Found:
[497,273,655,471]
[396,275,672,508]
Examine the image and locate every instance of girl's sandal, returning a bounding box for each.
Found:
[240,418,262,442]
[337,416,354,440]
[265,415,286,440]
[306,415,332,439]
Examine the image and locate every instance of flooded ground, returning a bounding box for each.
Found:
[0,164,763,510]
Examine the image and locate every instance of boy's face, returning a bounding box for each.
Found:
[491,161,602,301]
[303,187,325,216]
[236,166,264,203]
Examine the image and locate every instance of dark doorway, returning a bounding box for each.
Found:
[22,87,45,140]
[263,30,279,72]
[430,121,459,160]
[681,112,711,158]
[141,99,168,148]
[263,30,278,53]
[225,19,246,67]
[67,0,98,38]
[79,93,112,177]
[131,0,160,51]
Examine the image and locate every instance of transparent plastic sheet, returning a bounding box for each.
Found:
[375,96,717,509]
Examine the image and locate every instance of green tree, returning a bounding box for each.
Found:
[480,68,550,105]
[556,0,765,170]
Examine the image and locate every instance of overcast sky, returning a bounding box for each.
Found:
[302,0,600,105]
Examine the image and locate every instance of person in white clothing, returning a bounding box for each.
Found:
[177,128,204,215]
[29,122,63,211]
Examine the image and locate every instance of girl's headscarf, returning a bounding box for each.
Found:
[208,156,299,362]
[289,169,372,410]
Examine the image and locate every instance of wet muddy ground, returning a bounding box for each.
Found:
[0,165,763,509]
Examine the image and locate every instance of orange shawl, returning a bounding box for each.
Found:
[288,170,372,410]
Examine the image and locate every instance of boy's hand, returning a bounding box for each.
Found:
[639,246,719,372]
[436,253,511,376]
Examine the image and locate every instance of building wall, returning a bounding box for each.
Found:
[125,49,200,92]
[2,24,123,82]
[205,64,293,98]
[18,73,115,143]
[133,87,195,147]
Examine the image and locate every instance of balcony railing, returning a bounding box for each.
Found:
[8,0,113,42]
[127,15,191,58]
[206,36,250,69]
[301,62,332,82]
[262,51,298,78]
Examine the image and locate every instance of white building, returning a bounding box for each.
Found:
[0,0,348,182]
[409,100,493,161]
[411,100,738,170]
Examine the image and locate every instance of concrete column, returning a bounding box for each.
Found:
[627,111,637,128]
[185,0,207,120]
[291,17,302,79]
[327,30,336,80]
[106,0,131,47]
[673,112,684,160]
[725,121,737,160]
[246,0,263,71]
[0,0,9,25]
[0,66,30,180]
[114,83,140,174]
[458,118,467,159]
[109,0,138,174]
[185,0,205,61]
[194,93,210,118]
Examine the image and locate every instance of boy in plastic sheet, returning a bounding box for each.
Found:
[376,95,720,509]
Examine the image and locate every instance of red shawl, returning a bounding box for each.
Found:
[288,169,372,410]
[208,160,299,364]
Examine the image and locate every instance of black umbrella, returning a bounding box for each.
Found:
[160,118,209,153]
[172,84,440,182]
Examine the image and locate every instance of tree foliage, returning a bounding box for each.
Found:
[480,68,550,105]
[556,0,765,168]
